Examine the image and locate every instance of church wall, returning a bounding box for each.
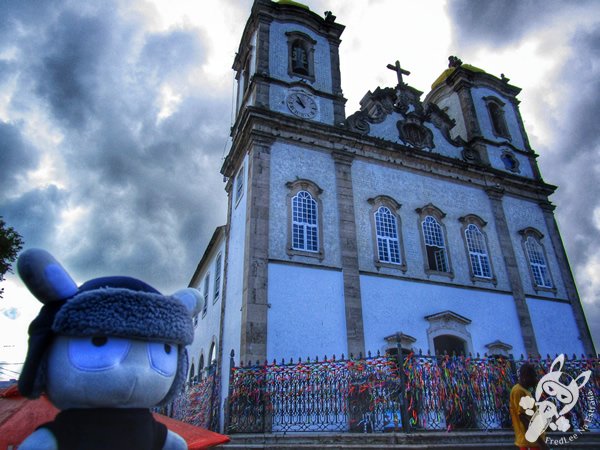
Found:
[269,21,333,93]
[526,297,586,356]
[188,238,226,377]
[266,262,347,361]
[221,156,249,371]
[351,158,510,291]
[268,142,342,268]
[487,144,535,178]
[471,86,526,150]
[360,274,527,357]
[502,194,567,299]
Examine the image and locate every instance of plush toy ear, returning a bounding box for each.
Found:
[171,288,203,316]
[575,370,591,390]
[549,354,565,373]
[17,249,78,303]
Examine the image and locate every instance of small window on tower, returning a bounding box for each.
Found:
[484,96,510,139]
[291,41,309,75]
[286,31,316,82]
[501,151,520,173]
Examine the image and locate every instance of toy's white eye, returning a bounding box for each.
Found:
[148,342,178,377]
[68,336,131,372]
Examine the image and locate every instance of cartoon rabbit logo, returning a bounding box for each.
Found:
[520,354,591,442]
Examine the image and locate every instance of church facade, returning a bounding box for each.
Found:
[186,0,595,405]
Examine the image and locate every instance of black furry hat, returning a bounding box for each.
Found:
[17,249,201,403]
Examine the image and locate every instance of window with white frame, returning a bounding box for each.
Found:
[286,179,323,258]
[465,223,492,278]
[202,274,209,316]
[422,216,449,272]
[213,253,222,302]
[235,166,244,205]
[292,190,319,252]
[416,203,452,275]
[375,206,401,264]
[524,234,553,288]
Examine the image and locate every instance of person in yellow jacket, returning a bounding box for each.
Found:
[510,363,549,450]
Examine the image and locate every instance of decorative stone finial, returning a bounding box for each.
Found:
[448,56,463,68]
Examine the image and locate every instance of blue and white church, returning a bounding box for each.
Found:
[186,0,595,408]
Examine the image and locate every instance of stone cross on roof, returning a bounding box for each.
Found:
[386,60,410,85]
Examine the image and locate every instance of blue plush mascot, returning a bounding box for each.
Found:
[17,249,202,450]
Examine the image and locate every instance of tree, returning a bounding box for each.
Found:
[0,217,24,299]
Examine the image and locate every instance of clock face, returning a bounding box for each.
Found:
[286,92,318,119]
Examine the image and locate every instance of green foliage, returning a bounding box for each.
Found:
[0,217,24,299]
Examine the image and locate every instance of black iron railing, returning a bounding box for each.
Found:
[226,351,600,434]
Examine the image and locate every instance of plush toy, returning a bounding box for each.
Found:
[16,248,202,450]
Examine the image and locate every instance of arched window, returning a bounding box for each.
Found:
[417,205,451,275]
[485,97,510,139]
[208,343,217,366]
[198,354,205,380]
[459,215,493,279]
[286,31,316,81]
[520,229,553,289]
[369,196,406,270]
[422,216,448,272]
[213,253,222,303]
[291,40,309,75]
[189,362,195,383]
[375,206,401,264]
[286,179,323,258]
[292,191,318,252]
[202,273,210,316]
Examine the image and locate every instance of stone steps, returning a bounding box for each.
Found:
[222,431,600,449]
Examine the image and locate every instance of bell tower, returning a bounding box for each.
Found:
[232,0,346,126]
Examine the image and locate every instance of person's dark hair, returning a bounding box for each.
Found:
[519,363,538,389]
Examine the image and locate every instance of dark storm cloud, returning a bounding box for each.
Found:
[0,121,39,193]
[1,186,68,248]
[447,0,597,48]
[541,26,600,346]
[0,0,229,293]
[34,10,111,128]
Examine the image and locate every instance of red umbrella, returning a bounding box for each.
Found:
[0,384,229,449]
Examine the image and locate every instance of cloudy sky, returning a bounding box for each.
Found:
[1,0,599,379]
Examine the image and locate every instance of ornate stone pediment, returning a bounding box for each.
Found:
[396,115,434,150]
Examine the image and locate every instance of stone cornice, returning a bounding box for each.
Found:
[224,107,557,201]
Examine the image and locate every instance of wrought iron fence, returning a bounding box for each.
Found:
[170,365,220,432]
[516,355,600,432]
[227,350,600,434]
